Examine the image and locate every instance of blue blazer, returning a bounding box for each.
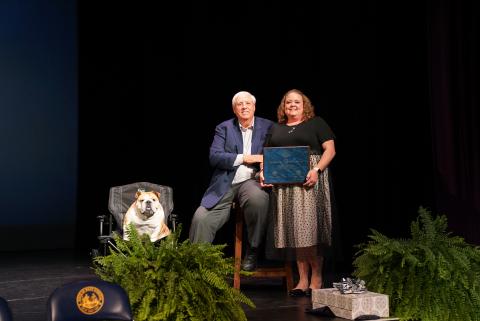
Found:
[201,116,273,209]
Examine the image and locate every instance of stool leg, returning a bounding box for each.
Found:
[234,207,243,290]
[284,262,294,291]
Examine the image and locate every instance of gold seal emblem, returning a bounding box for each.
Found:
[76,286,104,315]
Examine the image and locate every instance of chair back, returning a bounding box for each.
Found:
[46,279,133,321]
[108,182,174,233]
[0,297,13,321]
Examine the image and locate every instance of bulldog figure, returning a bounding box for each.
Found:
[122,190,170,242]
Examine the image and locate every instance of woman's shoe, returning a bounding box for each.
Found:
[305,288,312,297]
[288,288,308,297]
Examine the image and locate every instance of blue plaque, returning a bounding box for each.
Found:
[263,146,310,184]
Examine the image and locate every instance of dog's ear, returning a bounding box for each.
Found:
[153,191,160,199]
[135,191,142,199]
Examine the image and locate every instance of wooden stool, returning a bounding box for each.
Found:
[233,204,294,292]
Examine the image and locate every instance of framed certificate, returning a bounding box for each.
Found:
[263,146,310,184]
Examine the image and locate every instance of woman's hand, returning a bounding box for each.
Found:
[303,169,319,188]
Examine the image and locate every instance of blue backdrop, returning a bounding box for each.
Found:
[0,0,77,250]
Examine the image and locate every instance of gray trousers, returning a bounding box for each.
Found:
[189,179,269,248]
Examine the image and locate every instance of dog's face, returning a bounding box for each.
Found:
[123,189,170,242]
[134,191,161,219]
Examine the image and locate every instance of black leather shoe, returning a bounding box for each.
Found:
[288,288,308,297]
[241,248,258,272]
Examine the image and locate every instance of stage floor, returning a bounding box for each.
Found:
[0,249,365,321]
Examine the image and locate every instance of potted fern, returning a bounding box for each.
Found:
[352,207,480,321]
[93,225,254,321]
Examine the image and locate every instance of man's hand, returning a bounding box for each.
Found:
[259,171,273,188]
[243,154,263,164]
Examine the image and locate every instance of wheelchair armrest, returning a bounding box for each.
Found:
[97,214,114,237]
[168,212,179,232]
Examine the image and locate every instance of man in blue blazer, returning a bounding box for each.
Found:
[189,91,273,271]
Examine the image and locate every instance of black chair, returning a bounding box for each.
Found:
[46,279,133,321]
[0,297,13,321]
[92,182,178,257]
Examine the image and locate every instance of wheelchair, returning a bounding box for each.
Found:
[91,182,178,257]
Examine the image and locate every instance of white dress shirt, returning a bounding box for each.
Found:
[232,118,256,184]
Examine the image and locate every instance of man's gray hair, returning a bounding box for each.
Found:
[232,91,256,107]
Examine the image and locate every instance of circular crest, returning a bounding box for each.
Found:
[76,286,105,315]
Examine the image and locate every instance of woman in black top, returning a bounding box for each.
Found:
[261,89,336,296]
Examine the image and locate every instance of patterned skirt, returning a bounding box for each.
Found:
[271,154,332,259]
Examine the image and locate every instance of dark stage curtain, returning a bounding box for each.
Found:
[428,0,480,244]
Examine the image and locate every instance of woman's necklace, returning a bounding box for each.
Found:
[287,119,303,134]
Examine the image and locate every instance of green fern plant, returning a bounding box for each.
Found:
[352,206,480,321]
[93,225,255,321]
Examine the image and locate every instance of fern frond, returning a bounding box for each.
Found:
[93,224,253,321]
[353,206,480,321]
